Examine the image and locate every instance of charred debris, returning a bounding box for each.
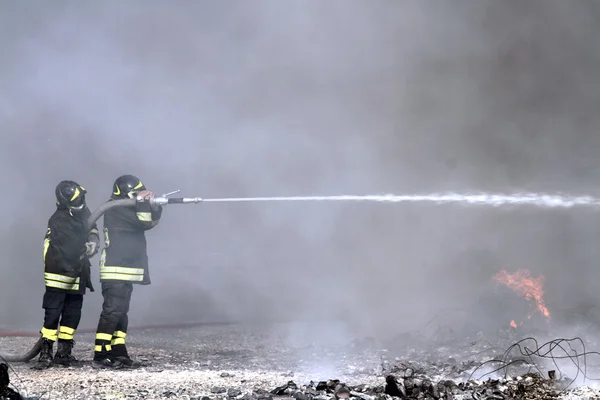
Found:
[0,363,37,400]
[263,333,597,400]
[267,372,563,400]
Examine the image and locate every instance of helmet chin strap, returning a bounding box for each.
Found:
[68,203,84,217]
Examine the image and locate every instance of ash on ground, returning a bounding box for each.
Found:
[1,322,600,399]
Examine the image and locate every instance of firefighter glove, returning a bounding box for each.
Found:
[85,241,98,257]
[136,190,154,201]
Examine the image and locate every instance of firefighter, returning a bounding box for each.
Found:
[33,181,99,370]
[92,174,163,369]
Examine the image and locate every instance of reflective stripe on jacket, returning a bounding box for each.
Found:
[44,207,99,293]
[99,199,162,285]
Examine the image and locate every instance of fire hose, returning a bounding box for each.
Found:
[0,191,203,363]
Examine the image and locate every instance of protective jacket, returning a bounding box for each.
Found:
[99,199,162,285]
[43,207,99,294]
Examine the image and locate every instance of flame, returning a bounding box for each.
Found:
[493,269,551,325]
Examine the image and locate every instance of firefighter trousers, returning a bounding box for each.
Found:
[94,281,133,360]
[40,289,83,342]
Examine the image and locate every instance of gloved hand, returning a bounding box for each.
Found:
[84,241,98,257]
[136,190,154,201]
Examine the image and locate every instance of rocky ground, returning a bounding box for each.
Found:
[1,322,600,399]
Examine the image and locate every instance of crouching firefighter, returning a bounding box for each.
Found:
[33,181,99,370]
[93,175,162,369]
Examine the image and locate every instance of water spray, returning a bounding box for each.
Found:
[169,192,600,208]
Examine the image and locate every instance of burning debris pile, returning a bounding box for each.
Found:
[492,269,551,330]
[465,269,553,337]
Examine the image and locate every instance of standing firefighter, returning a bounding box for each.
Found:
[33,181,99,370]
[93,175,162,369]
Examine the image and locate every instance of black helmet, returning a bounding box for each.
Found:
[112,174,146,199]
[55,180,86,210]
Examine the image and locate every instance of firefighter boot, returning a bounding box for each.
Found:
[31,338,54,370]
[91,358,123,369]
[112,344,143,368]
[53,340,82,368]
[92,342,124,370]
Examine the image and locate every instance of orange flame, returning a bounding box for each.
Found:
[493,269,551,322]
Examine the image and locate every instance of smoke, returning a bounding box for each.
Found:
[1,0,600,354]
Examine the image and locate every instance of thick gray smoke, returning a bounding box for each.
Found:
[1,0,600,349]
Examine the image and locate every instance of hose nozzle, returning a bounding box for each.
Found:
[181,197,203,203]
[149,196,203,206]
[134,189,203,206]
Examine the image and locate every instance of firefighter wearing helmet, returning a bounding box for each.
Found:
[92,175,163,369]
[33,180,100,370]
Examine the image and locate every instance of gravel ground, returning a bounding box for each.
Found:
[0,322,385,399]
[2,322,600,399]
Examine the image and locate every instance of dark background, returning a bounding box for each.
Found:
[1,0,599,344]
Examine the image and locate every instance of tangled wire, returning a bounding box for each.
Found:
[468,336,600,391]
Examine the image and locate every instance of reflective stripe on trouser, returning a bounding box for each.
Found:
[41,327,57,341]
[111,330,129,357]
[94,333,112,356]
[112,330,127,346]
[111,310,130,357]
[42,325,77,342]
[57,325,76,341]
